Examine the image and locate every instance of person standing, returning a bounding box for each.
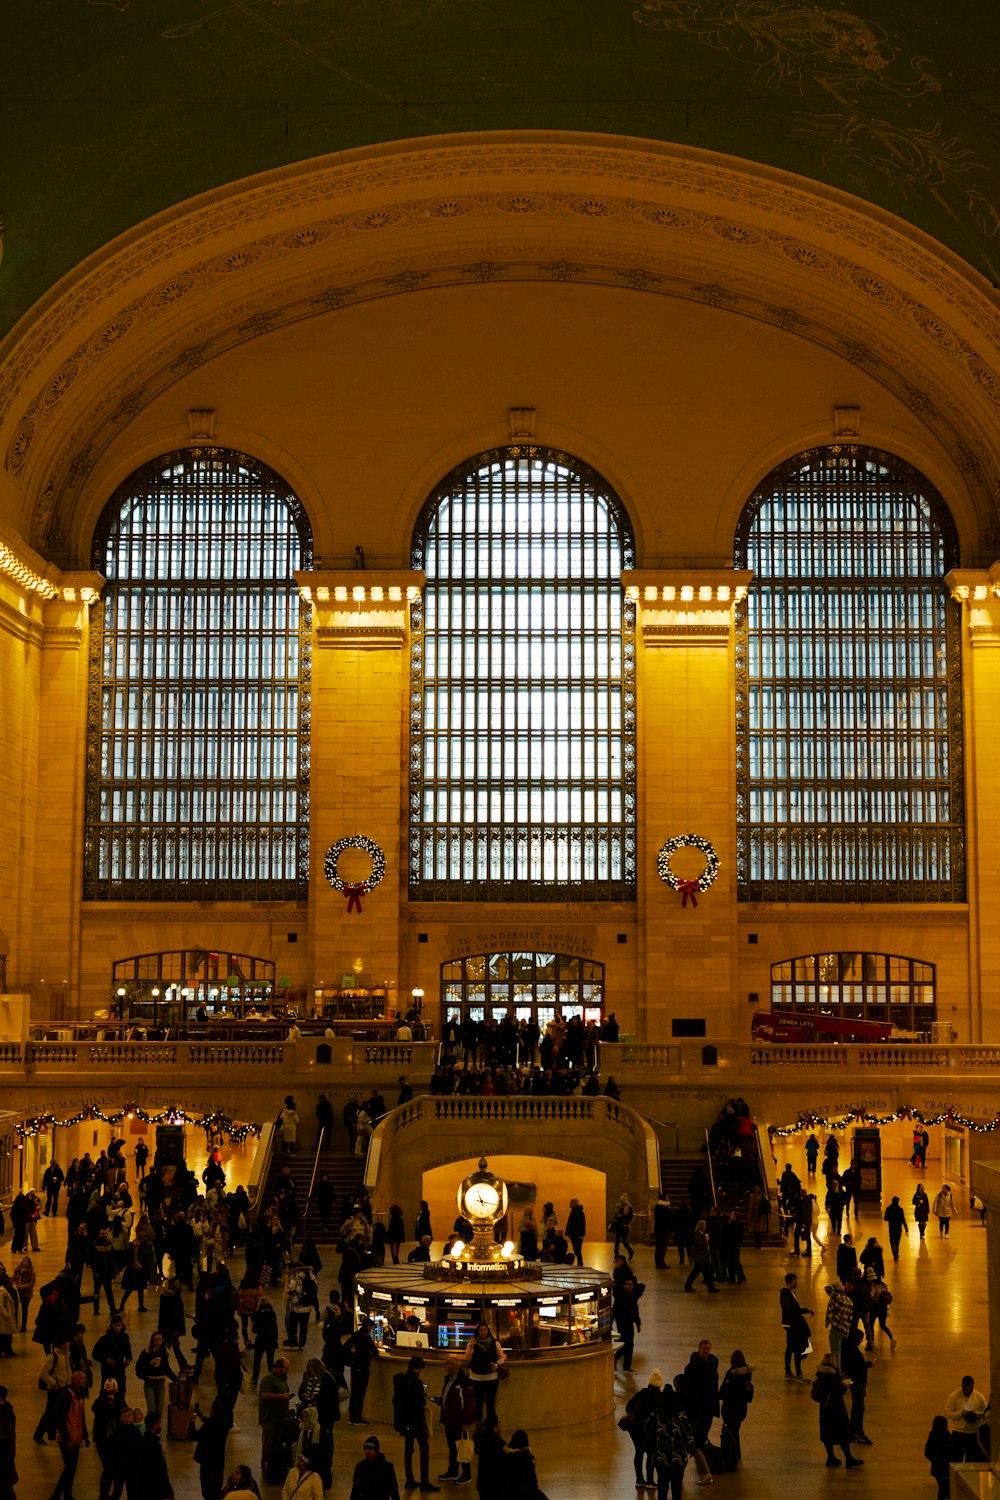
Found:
[566,1199,586,1267]
[652,1195,673,1270]
[0,1386,16,1500]
[945,1376,990,1462]
[282,1454,324,1500]
[257,1356,291,1482]
[193,1399,233,1500]
[682,1340,719,1451]
[315,1094,334,1151]
[50,1369,90,1500]
[745,1187,768,1252]
[932,1184,956,1237]
[42,1161,65,1218]
[437,1357,475,1486]
[722,1212,746,1285]
[386,1206,406,1266]
[779,1273,812,1382]
[135,1332,179,1420]
[719,1350,753,1462]
[883,1197,908,1260]
[683,1221,718,1293]
[91,1377,124,1500]
[839,1328,872,1446]
[349,1435,400,1500]
[10,1258,34,1335]
[612,1277,643,1373]
[647,1384,695,1500]
[464,1323,505,1424]
[346,1320,379,1426]
[912,1184,931,1239]
[823,1278,854,1366]
[825,1179,846,1238]
[811,1353,863,1469]
[394,1355,440,1493]
[35,1334,73,1444]
[805,1135,820,1176]
[924,1415,951,1500]
[92,1316,133,1402]
[137,1411,173,1500]
[279,1097,299,1156]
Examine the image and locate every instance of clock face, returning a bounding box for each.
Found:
[466,1182,501,1217]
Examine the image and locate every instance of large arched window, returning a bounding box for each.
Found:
[735,446,964,902]
[84,448,312,900]
[410,446,636,901]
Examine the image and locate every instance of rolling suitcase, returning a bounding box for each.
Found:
[166,1374,194,1440]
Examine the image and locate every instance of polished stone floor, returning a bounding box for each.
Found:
[2,1132,988,1498]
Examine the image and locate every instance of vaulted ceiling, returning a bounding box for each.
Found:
[4,0,1000,339]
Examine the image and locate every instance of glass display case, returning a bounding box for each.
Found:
[354,1266,612,1360]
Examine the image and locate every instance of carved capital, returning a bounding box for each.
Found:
[947,563,1000,645]
[296,568,423,649]
[622,568,753,647]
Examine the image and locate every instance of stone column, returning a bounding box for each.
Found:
[623,569,752,1043]
[296,570,423,999]
[948,565,1000,1043]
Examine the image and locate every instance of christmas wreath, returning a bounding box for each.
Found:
[324,835,386,914]
[657,833,720,908]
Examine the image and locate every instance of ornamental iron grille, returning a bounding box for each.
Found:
[84,448,312,900]
[441,951,605,1026]
[735,446,964,902]
[770,951,935,1034]
[410,447,636,901]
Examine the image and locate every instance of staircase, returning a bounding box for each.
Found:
[258,1138,367,1243]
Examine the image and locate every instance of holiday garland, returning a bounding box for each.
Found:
[15,1107,260,1144]
[324,835,386,913]
[769,1105,1000,1139]
[657,833,720,907]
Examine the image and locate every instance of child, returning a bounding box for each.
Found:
[924,1415,951,1500]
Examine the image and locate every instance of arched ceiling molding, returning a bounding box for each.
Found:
[387,418,648,569]
[1,132,999,562]
[714,420,982,562]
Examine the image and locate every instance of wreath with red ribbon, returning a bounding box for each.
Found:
[324,836,386,914]
[657,833,720,908]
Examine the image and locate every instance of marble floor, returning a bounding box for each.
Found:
[2,1132,988,1498]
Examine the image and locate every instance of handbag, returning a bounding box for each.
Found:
[496,1361,510,1382]
[617,1413,634,1431]
[456,1431,474,1464]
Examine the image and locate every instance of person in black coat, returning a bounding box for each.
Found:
[839,1328,872,1445]
[505,1429,541,1499]
[683,1340,720,1448]
[192,1399,233,1500]
[92,1317,133,1401]
[612,1277,643,1372]
[719,1350,753,1460]
[624,1371,663,1485]
[133,1412,173,1500]
[812,1354,862,1468]
[349,1435,400,1500]
[473,1417,507,1500]
[565,1200,586,1267]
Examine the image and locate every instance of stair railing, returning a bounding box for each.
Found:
[246,1119,277,1220]
[304,1126,327,1226]
[703,1127,718,1207]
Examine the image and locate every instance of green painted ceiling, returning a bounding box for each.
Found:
[3,0,1000,338]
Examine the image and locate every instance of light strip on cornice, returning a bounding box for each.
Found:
[625,582,749,604]
[0,542,58,599]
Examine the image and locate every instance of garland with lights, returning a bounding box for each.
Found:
[325,835,386,914]
[769,1105,1000,1140]
[657,833,720,907]
[15,1107,261,1144]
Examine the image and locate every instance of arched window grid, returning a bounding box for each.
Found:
[770,951,936,1034]
[409,446,636,902]
[734,446,964,903]
[84,448,312,901]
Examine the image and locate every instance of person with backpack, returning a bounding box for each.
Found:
[393,1355,439,1493]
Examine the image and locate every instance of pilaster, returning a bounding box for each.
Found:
[623,568,751,1043]
[296,570,423,999]
[948,565,1000,1042]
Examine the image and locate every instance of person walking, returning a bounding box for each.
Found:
[823,1277,854,1366]
[932,1184,956,1237]
[91,1377,125,1500]
[779,1272,812,1382]
[647,1384,695,1500]
[867,1271,895,1349]
[883,1197,908,1260]
[912,1184,931,1240]
[683,1341,720,1451]
[10,1257,34,1336]
[611,1195,635,1260]
[612,1276,643,1372]
[35,1334,73,1444]
[50,1369,91,1500]
[136,1411,173,1500]
[811,1354,863,1469]
[825,1179,846,1238]
[279,1098,299,1156]
[683,1221,718,1293]
[623,1369,662,1486]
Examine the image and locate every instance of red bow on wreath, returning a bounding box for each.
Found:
[678,879,700,908]
[343,883,369,915]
